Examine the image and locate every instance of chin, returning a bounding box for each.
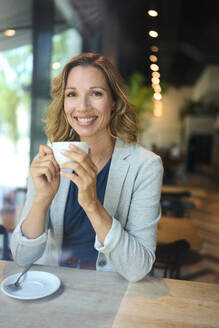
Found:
[73,129,95,139]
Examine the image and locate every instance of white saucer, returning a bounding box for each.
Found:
[1,271,61,300]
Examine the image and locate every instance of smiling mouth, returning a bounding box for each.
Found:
[74,116,98,125]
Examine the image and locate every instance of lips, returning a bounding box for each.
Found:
[74,116,97,126]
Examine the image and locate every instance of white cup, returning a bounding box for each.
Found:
[52,141,89,166]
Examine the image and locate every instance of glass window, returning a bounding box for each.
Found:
[51,28,82,80]
[0,28,82,235]
[0,45,32,188]
[0,28,82,191]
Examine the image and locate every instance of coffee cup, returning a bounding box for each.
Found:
[52,141,89,166]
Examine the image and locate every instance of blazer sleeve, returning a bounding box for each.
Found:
[95,155,163,282]
[10,173,49,267]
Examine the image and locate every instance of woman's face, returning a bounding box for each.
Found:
[64,65,115,141]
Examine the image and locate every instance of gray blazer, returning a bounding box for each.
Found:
[11,138,163,282]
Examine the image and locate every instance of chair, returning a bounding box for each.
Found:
[151,239,190,279]
[0,224,11,260]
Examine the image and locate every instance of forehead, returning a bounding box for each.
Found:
[66,65,108,87]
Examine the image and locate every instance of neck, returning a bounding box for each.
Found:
[81,134,115,172]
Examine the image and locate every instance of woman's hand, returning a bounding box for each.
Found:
[60,144,99,212]
[30,145,60,203]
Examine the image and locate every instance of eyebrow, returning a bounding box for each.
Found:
[65,86,107,91]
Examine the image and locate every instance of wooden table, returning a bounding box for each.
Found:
[158,216,203,251]
[0,261,219,328]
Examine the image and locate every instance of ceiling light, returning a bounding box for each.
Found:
[150,63,159,71]
[151,77,160,84]
[153,85,161,93]
[152,71,160,78]
[4,29,16,37]
[149,30,158,38]
[52,62,61,70]
[149,55,158,62]
[147,10,158,17]
[151,46,159,52]
[153,92,162,100]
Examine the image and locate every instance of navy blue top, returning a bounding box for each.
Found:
[60,159,111,268]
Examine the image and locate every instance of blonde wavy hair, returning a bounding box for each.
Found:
[43,52,138,143]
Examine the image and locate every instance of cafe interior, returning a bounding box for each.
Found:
[0,0,219,326]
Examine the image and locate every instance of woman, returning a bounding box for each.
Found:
[11,53,163,282]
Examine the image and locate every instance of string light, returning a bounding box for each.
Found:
[146,2,163,117]
[153,92,162,100]
[151,77,160,84]
[151,46,159,52]
[152,71,160,78]
[149,55,158,62]
[149,30,158,38]
[4,29,16,37]
[150,63,159,71]
[153,85,161,93]
[147,10,158,17]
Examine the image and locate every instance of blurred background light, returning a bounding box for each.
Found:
[149,30,158,38]
[150,63,159,71]
[152,71,160,78]
[151,77,160,84]
[4,29,16,37]
[153,85,161,93]
[154,92,162,100]
[149,54,158,62]
[153,100,163,117]
[51,61,61,70]
[150,45,159,52]
[147,10,158,17]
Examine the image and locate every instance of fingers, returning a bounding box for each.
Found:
[63,161,97,182]
[60,146,97,174]
[31,166,54,183]
[39,144,53,159]
[39,154,60,173]
[60,167,95,193]
[61,155,97,176]
[36,144,60,172]
[31,156,60,182]
[60,170,80,186]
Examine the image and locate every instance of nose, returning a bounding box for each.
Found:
[78,95,89,111]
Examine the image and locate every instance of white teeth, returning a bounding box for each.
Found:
[77,117,96,122]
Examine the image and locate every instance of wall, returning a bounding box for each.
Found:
[193,65,219,104]
[141,65,219,162]
[140,86,193,149]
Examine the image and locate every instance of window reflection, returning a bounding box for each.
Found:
[0,28,82,249]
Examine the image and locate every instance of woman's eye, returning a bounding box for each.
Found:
[67,92,77,97]
[92,91,102,97]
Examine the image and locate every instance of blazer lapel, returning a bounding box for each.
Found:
[103,138,130,217]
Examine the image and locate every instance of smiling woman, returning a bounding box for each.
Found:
[44,53,137,144]
[63,65,114,142]
[11,53,163,282]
